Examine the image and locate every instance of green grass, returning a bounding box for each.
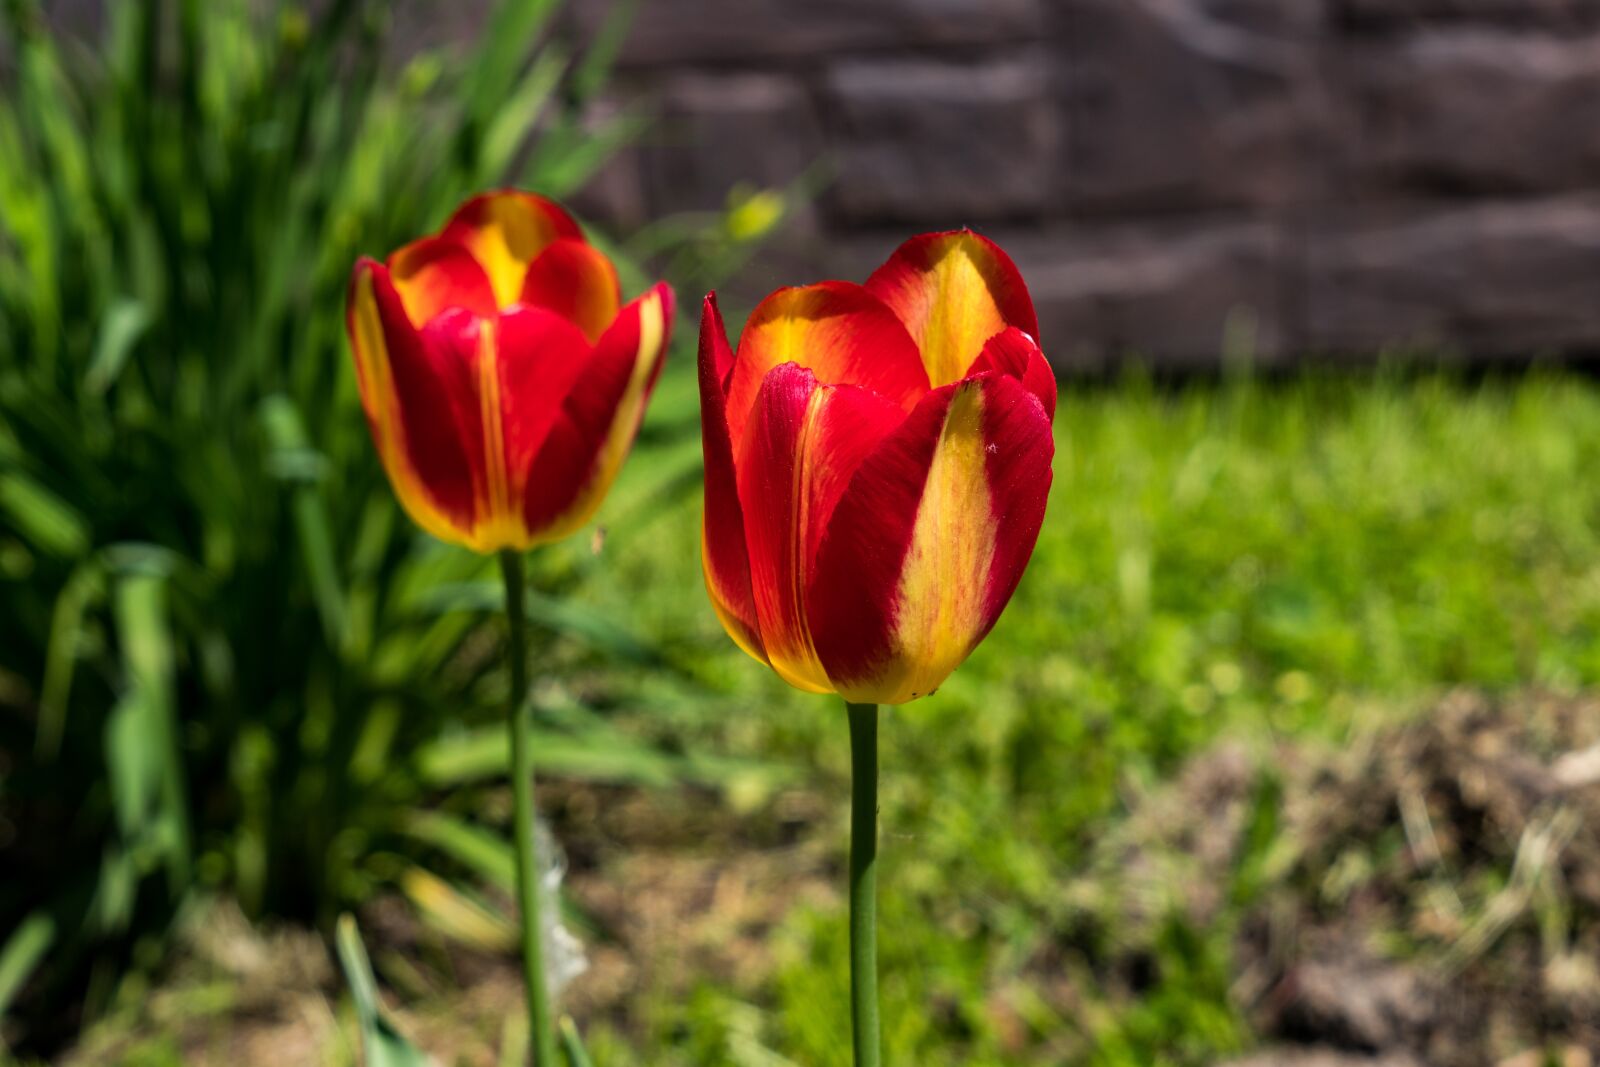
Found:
[39,366,1600,1065]
[553,364,1600,1066]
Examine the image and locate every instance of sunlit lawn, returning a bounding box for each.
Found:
[61,366,1600,1066]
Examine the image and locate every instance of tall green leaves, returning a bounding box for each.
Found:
[104,559,189,910]
[0,0,683,1045]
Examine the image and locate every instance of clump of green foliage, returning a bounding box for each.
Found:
[0,0,781,1049]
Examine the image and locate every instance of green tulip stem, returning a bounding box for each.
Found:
[501,549,558,1067]
[847,700,882,1067]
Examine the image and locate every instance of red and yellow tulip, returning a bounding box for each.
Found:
[699,230,1056,705]
[347,190,673,552]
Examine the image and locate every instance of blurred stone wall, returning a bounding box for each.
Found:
[568,0,1600,371]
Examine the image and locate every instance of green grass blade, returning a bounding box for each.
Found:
[36,562,104,760]
[261,395,347,648]
[335,914,435,1067]
[497,1013,529,1067]
[414,726,675,789]
[110,562,191,890]
[560,1016,595,1067]
[0,471,90,558]
[399,810,515,893]
[84,296,151,394]
[526,105,649,198]
[0,911,55,1032]
[398,866,515,952]
[567,0,635,105]
[480,46,567,182]
[413,723,794,794]
[463,0,559,129]
[416,580,661,666]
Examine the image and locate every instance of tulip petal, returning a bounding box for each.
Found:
[520,283,673,542]
[737,364,825,692]
[387,237,500,329]
[348,259,486,545]
[496,303,598,536]
[809,372,1054,704]
[698,294,765,664]
[967,326,1058,421]
[736,363,905,695]
[723,281,928,452]
[519,238,621,343]
[795,385,905,575]
[441,190,585,310]
[865,230,1040,389]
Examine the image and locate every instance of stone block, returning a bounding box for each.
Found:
[1331,0,1600,29]
[563,97,653,232]
[636,72,822,223]
[1056,0,1327,215]
[992,217,1288,371]
[1330,30,1600,197]
[566,0,1044,68]
[1304,197,1600,357]
[820,56,1056,225]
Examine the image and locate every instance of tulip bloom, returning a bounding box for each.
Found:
[699,230,1056,705]
[347,190,673,552]
[346,189,671,1065]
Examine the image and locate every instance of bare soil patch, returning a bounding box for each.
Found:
[1096,690,1600,1067]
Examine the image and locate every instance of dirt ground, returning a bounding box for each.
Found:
[58,690,1600,1066]
[1105,691,1600,1067]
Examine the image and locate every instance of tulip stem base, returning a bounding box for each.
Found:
[502,550,558,1067]
[847,700,881,1067]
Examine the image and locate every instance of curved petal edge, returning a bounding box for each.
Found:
[808,372,1054,704]
[865,230,1040,389]
[520,282,674,544]
[698,293,767,666]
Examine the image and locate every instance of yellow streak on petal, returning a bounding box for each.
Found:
[872,383,996,704]
[913,238,1009,388]
[351,271,473,547]
[757,388,835,695]
[463,319,530,553]
[459,196,565,309]
[532,290,666,545]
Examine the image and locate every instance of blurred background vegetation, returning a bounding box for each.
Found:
[5,1,1600,1066]
[0,0,785,1054]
